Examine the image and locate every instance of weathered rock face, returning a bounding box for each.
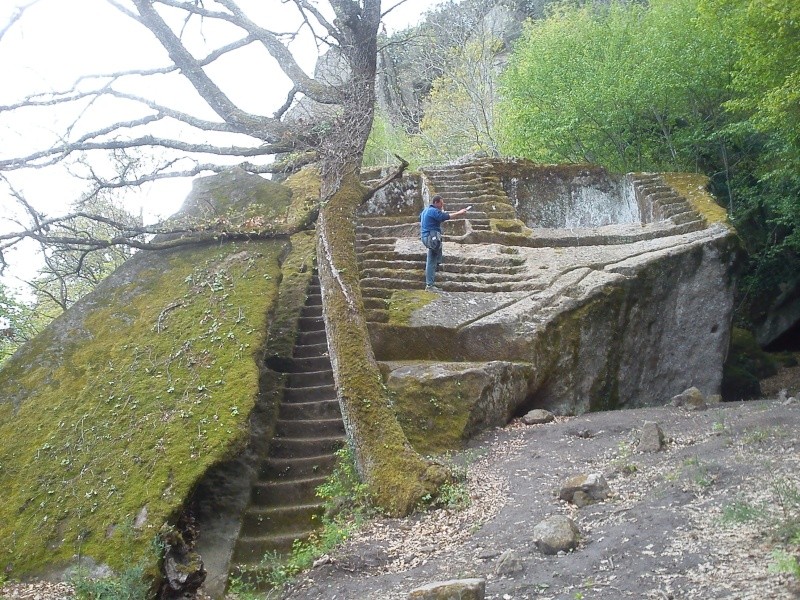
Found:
[490,231,736,414]
[408,578,486,600]
[501,163,636,228]
[0,167,317,581]
[358,158,736,422]
[380,360,532,453]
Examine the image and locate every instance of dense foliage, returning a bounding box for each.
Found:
[498,0,734,172]
[497,0,800,327]
[703,0,800,323]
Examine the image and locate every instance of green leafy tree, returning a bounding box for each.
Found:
[700,0,800,320]
[363,109,418,168]
[497,0,799,330]
[498,0,734,172]
[417,35,503,163]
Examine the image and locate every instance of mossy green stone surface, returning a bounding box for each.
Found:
[387,290,436,325]
[391,373,485,454]
[662,173,729,227]
[0,242,284,576]
[0,168,321,578]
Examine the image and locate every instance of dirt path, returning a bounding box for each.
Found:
[282,399,800,600]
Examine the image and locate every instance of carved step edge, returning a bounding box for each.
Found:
[229,270,344,585]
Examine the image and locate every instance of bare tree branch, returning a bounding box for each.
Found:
[362,153,409,203]
[0,0,43,43]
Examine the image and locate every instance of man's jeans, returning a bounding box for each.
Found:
[425,242,443,287]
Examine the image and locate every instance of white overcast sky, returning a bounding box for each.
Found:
[0,0,442,288]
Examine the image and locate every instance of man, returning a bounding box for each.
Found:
[420,195,469,291]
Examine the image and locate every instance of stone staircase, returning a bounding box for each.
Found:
[629,173,704,230]
[355,163,542,324]
[230,274,345,571]
[423,162,517,231]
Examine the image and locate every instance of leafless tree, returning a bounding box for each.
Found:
[0,0,445,514]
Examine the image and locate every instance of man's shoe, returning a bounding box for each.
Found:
[425,285,440,292]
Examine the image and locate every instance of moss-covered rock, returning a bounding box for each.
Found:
[387,290,437,325]
[0,170,314,579]
[0,242,283,577]
[662,172,729,228]
[383,361,532,454]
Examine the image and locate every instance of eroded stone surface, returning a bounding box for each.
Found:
[380,360,532,453]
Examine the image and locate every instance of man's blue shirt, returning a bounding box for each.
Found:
[420,205,450,236]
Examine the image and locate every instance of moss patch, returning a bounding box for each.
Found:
[490,219,527,234]
[284,166,323,229]
[0,169,305,578]
[390,377,474,455]
[663,172,730,228]
[387,290,436,325]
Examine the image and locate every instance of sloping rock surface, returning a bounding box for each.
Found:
[358,159,736,437]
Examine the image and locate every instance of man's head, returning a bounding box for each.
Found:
[432,195,443,208]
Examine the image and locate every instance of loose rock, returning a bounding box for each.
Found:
[494,550,524,575]
[532,515,580,555]
[638,421,665,452]
[522,409,554,425]
[670,386,707,411]
[408,578,486,600]
[558,473,611,505]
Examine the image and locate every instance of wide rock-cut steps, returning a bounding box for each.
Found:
[230,274,344,572]
[423,163,518,231]
[355,163,542,324]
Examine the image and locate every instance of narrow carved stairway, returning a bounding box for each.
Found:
[629,173,704,231]
[230,273,345,573]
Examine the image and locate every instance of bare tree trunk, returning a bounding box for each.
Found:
[316,172,448,516]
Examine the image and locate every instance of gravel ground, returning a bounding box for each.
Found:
[3,366,800,600]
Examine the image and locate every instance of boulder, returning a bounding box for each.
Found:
[670,387,707,411]
[638,421,665,452]
[494,550,524,575]
[533,516,580,555]
[522,409,555,425]
[559,473,611,505]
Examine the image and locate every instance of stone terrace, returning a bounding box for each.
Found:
[355,158,735,436]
